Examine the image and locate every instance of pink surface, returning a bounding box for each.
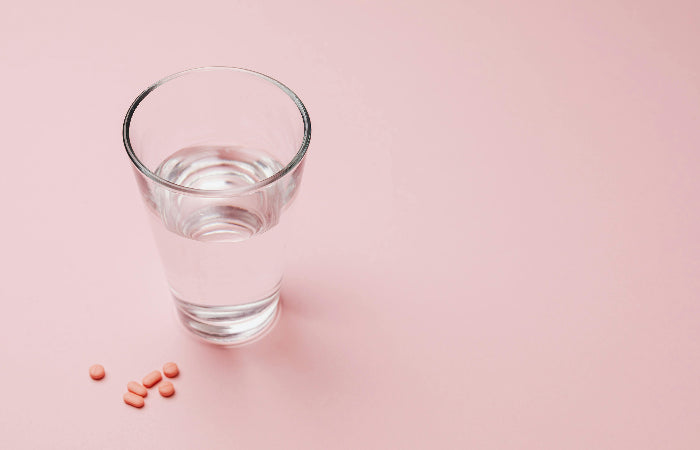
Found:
[1,1,699,448]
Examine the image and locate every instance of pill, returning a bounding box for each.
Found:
[142,370,162,388]
[89,364,105,380]
[158,381,175,397]
[127,381,148,397]
[123,392,145,408]
[163,362,179,378]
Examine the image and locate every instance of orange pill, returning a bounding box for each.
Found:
[89,364,105,380]
[158,381,175,397]
[123,392,145,408]
[127,381,148,397]
[142,370,162,388]
[163,362,179,378]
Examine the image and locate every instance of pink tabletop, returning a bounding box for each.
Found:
[1,1,699,448]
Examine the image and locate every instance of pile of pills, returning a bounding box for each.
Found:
[89,362,179,409]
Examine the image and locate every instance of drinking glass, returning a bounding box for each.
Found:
[122,67,311,346]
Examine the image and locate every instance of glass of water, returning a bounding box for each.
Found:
[122,67,311,346]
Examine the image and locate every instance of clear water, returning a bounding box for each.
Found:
[146,145,288,344]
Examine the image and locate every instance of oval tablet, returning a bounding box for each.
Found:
[127,381,148,397]
[123,392,145,408]
[89,364,105,380]
[163,362,179,378]
[158,381,175,397]
[142,370,162,388]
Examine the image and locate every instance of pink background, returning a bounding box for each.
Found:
[1,1,699,448]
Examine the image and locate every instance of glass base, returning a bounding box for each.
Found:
[174,289,280,347]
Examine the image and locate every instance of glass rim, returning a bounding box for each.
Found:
[122,66,311,197]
